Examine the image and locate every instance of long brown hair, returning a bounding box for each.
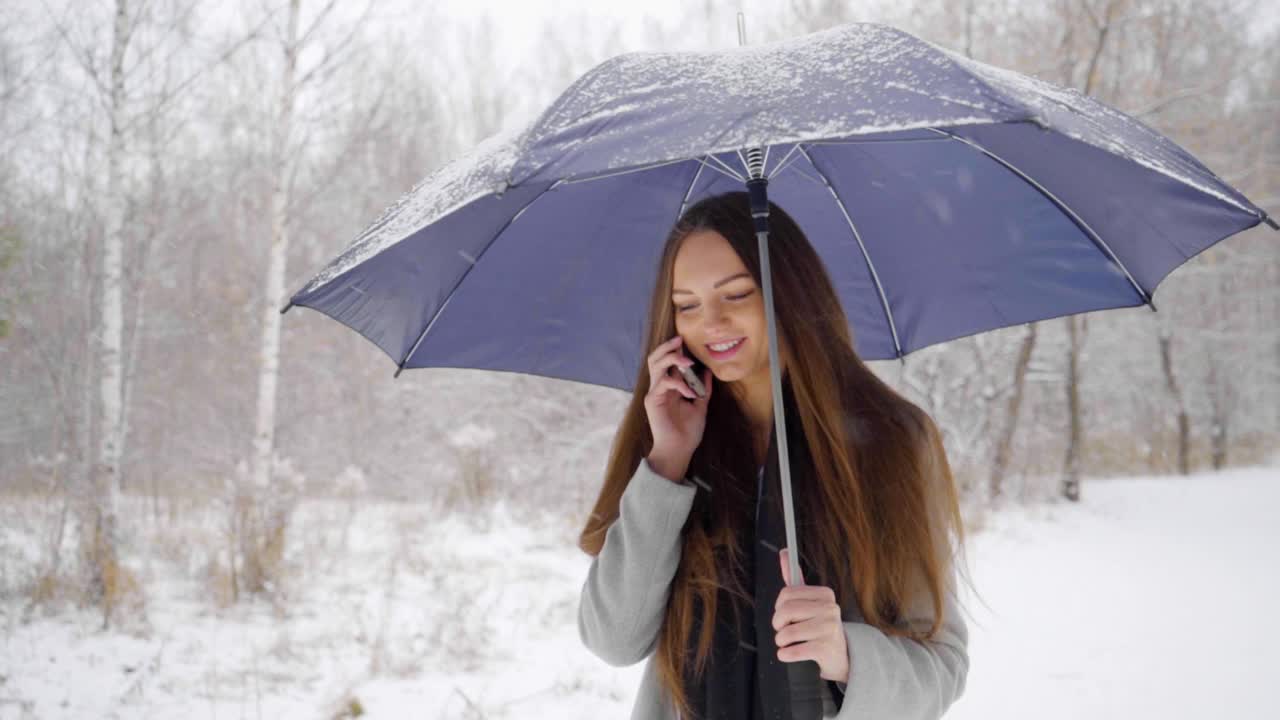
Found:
[577,191,970,720]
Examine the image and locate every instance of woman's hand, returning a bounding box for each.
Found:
[773,547,850,683]
[643,335,713,479]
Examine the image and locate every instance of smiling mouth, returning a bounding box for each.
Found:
[707,337,746,358]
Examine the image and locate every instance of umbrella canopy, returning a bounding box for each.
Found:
[283,22,1275,393]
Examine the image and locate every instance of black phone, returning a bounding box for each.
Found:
[676,347,707,399]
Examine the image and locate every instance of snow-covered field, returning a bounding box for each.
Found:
[1,462,1277,719]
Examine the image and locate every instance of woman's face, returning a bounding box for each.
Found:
[671,229,771,383]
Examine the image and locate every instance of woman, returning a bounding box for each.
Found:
[577,192,971,720]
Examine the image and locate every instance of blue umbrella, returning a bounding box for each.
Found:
[281,18,1274,716]
[284,22,1274,386]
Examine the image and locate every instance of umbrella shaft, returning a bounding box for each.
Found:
[748,177,804,592]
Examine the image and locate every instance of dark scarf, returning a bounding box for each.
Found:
[680,386,845,720]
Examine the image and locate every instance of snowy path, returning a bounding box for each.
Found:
[948,466,1279,720]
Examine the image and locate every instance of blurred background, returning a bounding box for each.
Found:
[0,1,1277,718]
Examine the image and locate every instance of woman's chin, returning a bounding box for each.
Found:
[712,365,747,382]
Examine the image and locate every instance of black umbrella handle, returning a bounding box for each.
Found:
[787,659,826,719]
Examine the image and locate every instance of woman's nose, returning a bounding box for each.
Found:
[701,313,730,332]
[700,302,726,325]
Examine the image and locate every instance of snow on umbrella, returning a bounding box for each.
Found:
[281,19,1276,718]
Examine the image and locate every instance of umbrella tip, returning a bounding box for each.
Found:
[279,301,293,315]
[1263,213,1279,231]
[393,364,404,380]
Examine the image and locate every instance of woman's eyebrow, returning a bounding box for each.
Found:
[673,272,751,295]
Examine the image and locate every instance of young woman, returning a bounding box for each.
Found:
[577,191,971,720]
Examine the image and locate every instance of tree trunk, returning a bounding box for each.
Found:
[1062,315,1082,502]
[89,0,131,629]
[245,0,300,596]
[1206,354,1228,470]
[1157,327,1190,474]
[119,113,165,493]
[990,323,1036,504]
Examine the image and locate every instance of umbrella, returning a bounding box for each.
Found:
[281,17,1275,717]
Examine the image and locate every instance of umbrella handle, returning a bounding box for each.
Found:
[786,660,826,719]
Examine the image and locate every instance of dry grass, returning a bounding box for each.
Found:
[77,516,146,628]
[325,691,366,719]
[442,446,500,514]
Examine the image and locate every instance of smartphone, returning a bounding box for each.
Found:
[677,347,707,399]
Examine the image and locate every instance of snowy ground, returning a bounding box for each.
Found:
[1,462,1277,719]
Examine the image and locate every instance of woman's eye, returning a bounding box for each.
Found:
[676,291,753,313]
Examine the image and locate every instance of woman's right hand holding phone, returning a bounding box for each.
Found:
[644,335,713,482]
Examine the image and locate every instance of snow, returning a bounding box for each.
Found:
[2,462,1277,719]
[952,465,1280,719]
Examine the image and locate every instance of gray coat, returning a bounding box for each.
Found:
[578,457,969,719]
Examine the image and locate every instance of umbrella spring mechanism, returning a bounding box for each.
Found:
[745,147,766,180]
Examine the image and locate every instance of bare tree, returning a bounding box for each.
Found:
[243,0,378,599]
[25,0,268,625]
[81,0,133,627]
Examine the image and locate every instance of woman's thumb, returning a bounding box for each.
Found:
[781,547,805,586]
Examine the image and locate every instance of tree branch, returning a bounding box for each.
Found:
[1130,76,1235,119]
[120,7,277,137]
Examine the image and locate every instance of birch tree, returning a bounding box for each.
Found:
[29,0,266,624]
[82,0,134,624]
[241,0,302,599]
[242,0,376,598]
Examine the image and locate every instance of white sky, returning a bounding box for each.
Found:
[427,0,789,48]
[414,0,1280,51]
[353,0,828,140]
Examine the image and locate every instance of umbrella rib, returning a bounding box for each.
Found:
[678,159,707,219]
[766,144,802,179]
[706,153,746,182]
[540,154,743,188]
[558,157,691,185]
[807,136,952,146]
[773,160,826,188]
[768,145,808,181]
[795,145,905,359]
[925,127,1156,311]
[393,182,560,378]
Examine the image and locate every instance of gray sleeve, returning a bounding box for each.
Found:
[829,562,969,720]
[577,457,699,667]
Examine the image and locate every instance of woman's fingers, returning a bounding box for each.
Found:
[660,374,695,400]
[648,336,690,383]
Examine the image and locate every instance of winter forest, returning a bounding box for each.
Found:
[1,0,1278,717]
